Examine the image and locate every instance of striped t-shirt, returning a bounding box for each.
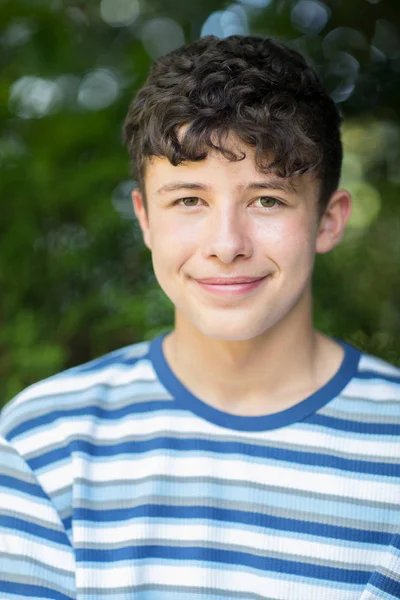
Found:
[1,333,400,600]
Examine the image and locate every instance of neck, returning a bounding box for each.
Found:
[162,289,343,417]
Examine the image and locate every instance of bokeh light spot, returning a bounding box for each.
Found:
[347,182,381,229]
[77,69,120,110]
[201,6,248,38]
[340,151,363,184]
[331,79,355,103]
[2,19,36,46]
[370,45,386,63]
[323,27,367,59]
[201,11,225,38]
[140,18,185,59]
[291,0,330,35]
[221,5,248,36]
[238,0,272,7]
[100,0,140,27]
[9,76,63,119]
[328,51,360,77]
[0,133,26,166]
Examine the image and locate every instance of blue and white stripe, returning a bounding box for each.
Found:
[1,333,400,599]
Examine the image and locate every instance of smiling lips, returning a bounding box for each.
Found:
[194,276,266,284]
[193,275,268,296]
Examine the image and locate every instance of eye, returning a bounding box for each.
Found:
[255,196,281,209]
[174,197,201,207]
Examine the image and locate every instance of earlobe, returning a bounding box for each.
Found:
[132,189,152,250]
[316,190,352,254]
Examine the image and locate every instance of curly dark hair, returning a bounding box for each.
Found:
[123,35,343,213]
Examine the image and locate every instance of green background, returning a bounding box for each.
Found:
[1,0,399,404]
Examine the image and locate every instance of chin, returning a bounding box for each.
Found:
[191,316,273,342]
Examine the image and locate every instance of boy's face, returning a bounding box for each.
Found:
[133,138,351,341]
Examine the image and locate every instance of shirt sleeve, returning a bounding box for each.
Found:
[360,531,400,600]
[0,434,76,599]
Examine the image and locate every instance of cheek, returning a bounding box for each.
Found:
[151,212,201,245]
[263,216,317,267]
[264,213,316,244]
[150,219,196,275]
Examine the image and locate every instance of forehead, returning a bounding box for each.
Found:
[144,150,319,201]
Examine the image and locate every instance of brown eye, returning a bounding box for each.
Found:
[179,197,200,207]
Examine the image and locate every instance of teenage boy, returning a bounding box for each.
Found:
[1,35,400,600]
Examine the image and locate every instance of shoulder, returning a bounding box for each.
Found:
[356,350,400,391]
[0,337,168,527]
[343,345,400,404]
[0,338,158,442]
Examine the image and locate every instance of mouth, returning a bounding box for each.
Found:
[192,276,268,296]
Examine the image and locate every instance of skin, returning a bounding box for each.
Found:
[132,137,352,417]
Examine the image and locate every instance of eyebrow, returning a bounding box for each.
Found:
[156,179,295,195]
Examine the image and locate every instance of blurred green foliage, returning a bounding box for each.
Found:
[0,0,399,404]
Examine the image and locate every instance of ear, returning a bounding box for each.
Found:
[315,189,352,254]
[132,189,152,250]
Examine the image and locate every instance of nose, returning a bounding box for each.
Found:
[202,207,252,264]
